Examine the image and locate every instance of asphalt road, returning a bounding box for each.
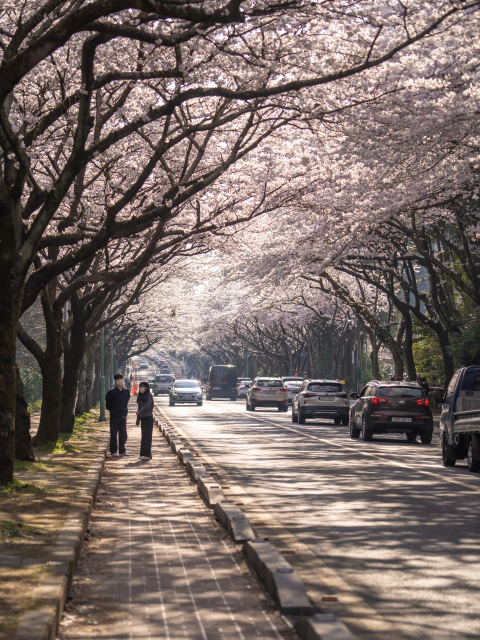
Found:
[153,392,480,640]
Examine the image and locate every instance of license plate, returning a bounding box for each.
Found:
[213,387,221,389]
[392,417,412,422]
[263,390,277,394]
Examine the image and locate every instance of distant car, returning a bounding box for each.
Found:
[350,380,433,442]
[236,378,252,395]
[282,376,304,385]
[139,361,149,369]
[285,381,302,404]
[147,378,155,389]
[153,374,175,395]
[246,378,288,412]
[169,380,203,406]
[237,380,251,398]
[292,380,349,425]
[160,365,170,374]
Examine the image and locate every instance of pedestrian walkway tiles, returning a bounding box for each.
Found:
[58,410,294,640]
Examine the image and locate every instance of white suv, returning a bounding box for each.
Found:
[246,378,288,412]
[292,379,349,425]
[153,374,175,395]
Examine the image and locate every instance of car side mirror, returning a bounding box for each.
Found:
[433,389,444,403]
[350,392,358,399]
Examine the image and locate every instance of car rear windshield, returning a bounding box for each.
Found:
[156,375,172,382]
[175,381,199,388]
[379,386,424,398]
[257,380,283,387]
[308,383,343,393]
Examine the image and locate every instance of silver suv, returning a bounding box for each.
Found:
[292,379,349,425]
[246,378,288,412]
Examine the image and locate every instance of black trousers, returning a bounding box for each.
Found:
[110,416,127,454]
[140,415,153,458]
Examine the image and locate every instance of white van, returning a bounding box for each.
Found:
[153,374,175,395]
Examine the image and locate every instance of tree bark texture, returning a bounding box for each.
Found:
[15,368,34,461]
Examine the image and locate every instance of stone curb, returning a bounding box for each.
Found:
[243,539,312,615]
[296,614,357,640]
[186,459,209,483]
[14,436,108,640]
[214,501,255,543]
[178,447,195,465]
[197,476,226,508]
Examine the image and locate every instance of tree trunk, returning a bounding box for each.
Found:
[84,346,95,412]
[35,356,63,442]
[75,357,87,416]
[61,296,88,433]
[15,368,34,461]
[0,263,23,484]
[402,313,417,381]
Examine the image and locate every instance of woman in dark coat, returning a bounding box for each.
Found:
[136,381,154,460]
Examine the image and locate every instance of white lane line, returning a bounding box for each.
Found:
[208,401,480,495]
[128,493,133,640]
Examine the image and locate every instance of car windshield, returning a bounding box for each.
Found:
[379,386,424,398]
[257,380,283,387]
[308,383,343,393]
[174,381,199,388]
[286,383,301,389]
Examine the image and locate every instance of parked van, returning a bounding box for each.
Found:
[206,365,237,401]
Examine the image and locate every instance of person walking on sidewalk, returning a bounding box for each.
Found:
[106,373,130,457]
[137,381,154,461]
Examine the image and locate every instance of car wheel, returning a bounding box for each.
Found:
[246,399,250,411]
[334,416,341,425]
[231,396,237,401]
[467,440,480,472]
[420,431,433,445]
[342,415,349,426]
[298,407,306,424]
[361,414,373,441]
[406,432,417,442]
[197,402,203,406]
[169,401,175,406]
[350,413,361,439]
[292,406,298,423]
[283,406,289,412]
[442,432,456,467]
[277,404,283,412]
[206,395,212,401]
[251,401,256,411]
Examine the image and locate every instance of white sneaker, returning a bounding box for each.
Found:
[111,452,119,457]
[119,451,130,456]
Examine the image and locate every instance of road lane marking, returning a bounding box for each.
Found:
[207,401,480,495]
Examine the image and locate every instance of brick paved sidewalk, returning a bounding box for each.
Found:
[59,400,295,640]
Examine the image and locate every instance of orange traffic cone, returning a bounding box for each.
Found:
[132,382,137,395]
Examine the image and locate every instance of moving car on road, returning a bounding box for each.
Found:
[169,380,203,406]
[292,380,349,425]
[206,365,237,401]
[436,365,480,470]
[237,380,251,398]
[246,378,288,412]
[153,374,175,395]
[350,380,433,442]
[285,381,302,404]
[139,360,149,369]
[282,376,303,385]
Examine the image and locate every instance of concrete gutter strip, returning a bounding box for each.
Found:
[170,438,183,453]
[243,539,312,616]
[296,614,357,640]
[214,501,255,543]
[197,477,226,508]
[15,438,108,640]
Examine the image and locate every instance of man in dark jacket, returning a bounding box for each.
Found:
[106,373,130,457]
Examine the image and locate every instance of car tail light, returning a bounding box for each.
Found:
[371,397,388,404]
[336,392,348,398]
[252,386,261,391]
[416,398,429,406]
[280,387,287,392]
[303,392,317,398]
